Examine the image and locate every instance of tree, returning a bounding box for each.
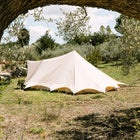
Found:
[56,7,91,43]
[68,33,91,45]
[90,25,116,46]
[67,25,116,46]
[115,15,125,35]
[2,14,27,43]
[99,37,121,63]
[36,31,55,55]
[86,46,101,67]
[106,25,112,34]
[18,28,30,47]
[100,25,106,34]
[115,15,140,74]
[91,26,116,46]
[91,32,106,46]
[1,7,50,44]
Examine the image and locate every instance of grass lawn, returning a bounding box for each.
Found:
[0,63,140,140]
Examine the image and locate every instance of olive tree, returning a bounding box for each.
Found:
[115,15,140,74]
[56,7,91,43]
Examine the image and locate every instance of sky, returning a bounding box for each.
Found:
[2,5,121,45]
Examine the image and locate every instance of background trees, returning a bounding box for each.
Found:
[2,14,28,44]
[36,31,55,55]
[18,28,30,47]
[115,15,140,74]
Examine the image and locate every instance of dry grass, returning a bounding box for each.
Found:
[0,63,140,140]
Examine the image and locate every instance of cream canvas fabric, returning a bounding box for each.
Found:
[24,50,125,93]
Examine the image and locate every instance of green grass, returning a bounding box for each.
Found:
[28,127,46,134]
[98,62,140,85]
[0,63,140,140]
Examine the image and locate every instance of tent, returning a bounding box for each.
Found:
[24,50,125,93]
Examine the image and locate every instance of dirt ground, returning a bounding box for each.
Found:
[0,82,140,140]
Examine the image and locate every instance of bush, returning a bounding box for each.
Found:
[17,79,25,89]
[0,75,10,85]
[99,38,121,63]
[40,43,94,60]
[36,31,55,55]
[86,46,101,66]
[11,67,27,78]
[0,42,41,62]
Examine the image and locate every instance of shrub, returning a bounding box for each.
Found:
[0,75,10,85]
[36,31,55,55]
[11,67,27,78]
[40,43,94,60]
[17,79,25,89]
[86,46,101,66]
[99,38,121,63]
[29,127,45,134]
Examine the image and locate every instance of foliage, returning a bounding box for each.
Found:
[0,42,40,62]
[99,37,121,63]
[1,7,53,45]
[106,25,112,34]
[91,32,107,46]
[17,80,25,89]
[0,39,94,64]
[86,46,101,66]
[97,15,140,73]
[0,116,4,139]
[0,44,21,62]
[117,16,140,74]
[40,43,94,60]
[29,127,45,134]
[88,25,116,46]
[115,15,125,35]
[100,25,112,34]
[68,33,91,45]
[0,42,40,75]
[67,25,117,46]
[36,31,55,55]
[56,7,91,42]
[18,28,30,47]
[11,67,27,78]
[0,75,10,85]
[2,14,27,43]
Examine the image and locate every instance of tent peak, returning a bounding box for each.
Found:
[70,50,78,55]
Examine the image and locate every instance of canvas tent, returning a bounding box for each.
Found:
[24,50,125,93]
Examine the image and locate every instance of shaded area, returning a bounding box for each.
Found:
[55,107,140,140]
